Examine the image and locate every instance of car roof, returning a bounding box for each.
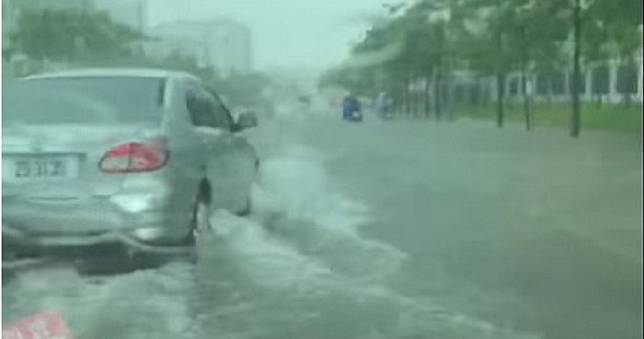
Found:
[23,68,200,81]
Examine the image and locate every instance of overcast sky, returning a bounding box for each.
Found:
[148,0,383,71]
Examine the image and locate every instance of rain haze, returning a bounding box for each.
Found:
[148,0,380,70]
[2,1,642,339]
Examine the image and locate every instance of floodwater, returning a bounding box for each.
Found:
[3,110,642,339]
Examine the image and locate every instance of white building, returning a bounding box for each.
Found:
[146,18,253,76]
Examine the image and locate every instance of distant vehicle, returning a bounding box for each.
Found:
[342,95,363,122]
[2,68,260,262]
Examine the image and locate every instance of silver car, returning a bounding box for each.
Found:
[2,69,259,259]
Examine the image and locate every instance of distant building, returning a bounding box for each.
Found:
[146,18,253,76]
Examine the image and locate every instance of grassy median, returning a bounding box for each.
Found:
[454,102,643,134]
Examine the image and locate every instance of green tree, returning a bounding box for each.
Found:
[535,0,642,137]
[11,8,142,64]
[322,0,641,135]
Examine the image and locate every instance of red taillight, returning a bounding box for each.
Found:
[99,140,168,173]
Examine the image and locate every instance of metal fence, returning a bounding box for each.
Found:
[448,58,643,106]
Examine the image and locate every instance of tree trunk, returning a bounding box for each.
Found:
[521,66,531,131]
[496,73,505,128]
[424,74,431,118]
[519,26,531,131]
[443,52,452,121]
[411,78,418,117]
[546,75,553,104]
[495,32,505,128]
[434,64,443,121]
[393,93,401,115]
[444,72,452,121]
[570,0,582,137]
[394,83,402,116]
[404,77,411,116]
[622,57,634,107]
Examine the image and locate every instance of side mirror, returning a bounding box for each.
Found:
[235,112,258,131]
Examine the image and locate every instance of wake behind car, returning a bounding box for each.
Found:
[2,68,259,262]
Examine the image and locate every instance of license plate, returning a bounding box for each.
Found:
[2,155,80,181]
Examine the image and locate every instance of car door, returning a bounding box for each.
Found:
[185,85,235,211]
[210,92,257,211]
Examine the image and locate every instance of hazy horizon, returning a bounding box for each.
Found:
[147,0,384,72]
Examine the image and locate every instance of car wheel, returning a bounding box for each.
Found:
[187,194,212,245]
[238,160,259,217]
[237,197,252,216]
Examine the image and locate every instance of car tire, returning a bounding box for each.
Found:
[238,160,259,217]
[186,192,212,245]
[237,197,252,217]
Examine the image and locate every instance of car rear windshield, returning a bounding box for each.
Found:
[2,76,165,125]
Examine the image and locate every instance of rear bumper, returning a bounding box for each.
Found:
[2,194,192,255]
[2,226,191,256]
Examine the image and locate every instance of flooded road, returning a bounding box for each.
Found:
[3,112,641,339]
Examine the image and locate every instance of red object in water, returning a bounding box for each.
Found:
[2,313,73,339]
